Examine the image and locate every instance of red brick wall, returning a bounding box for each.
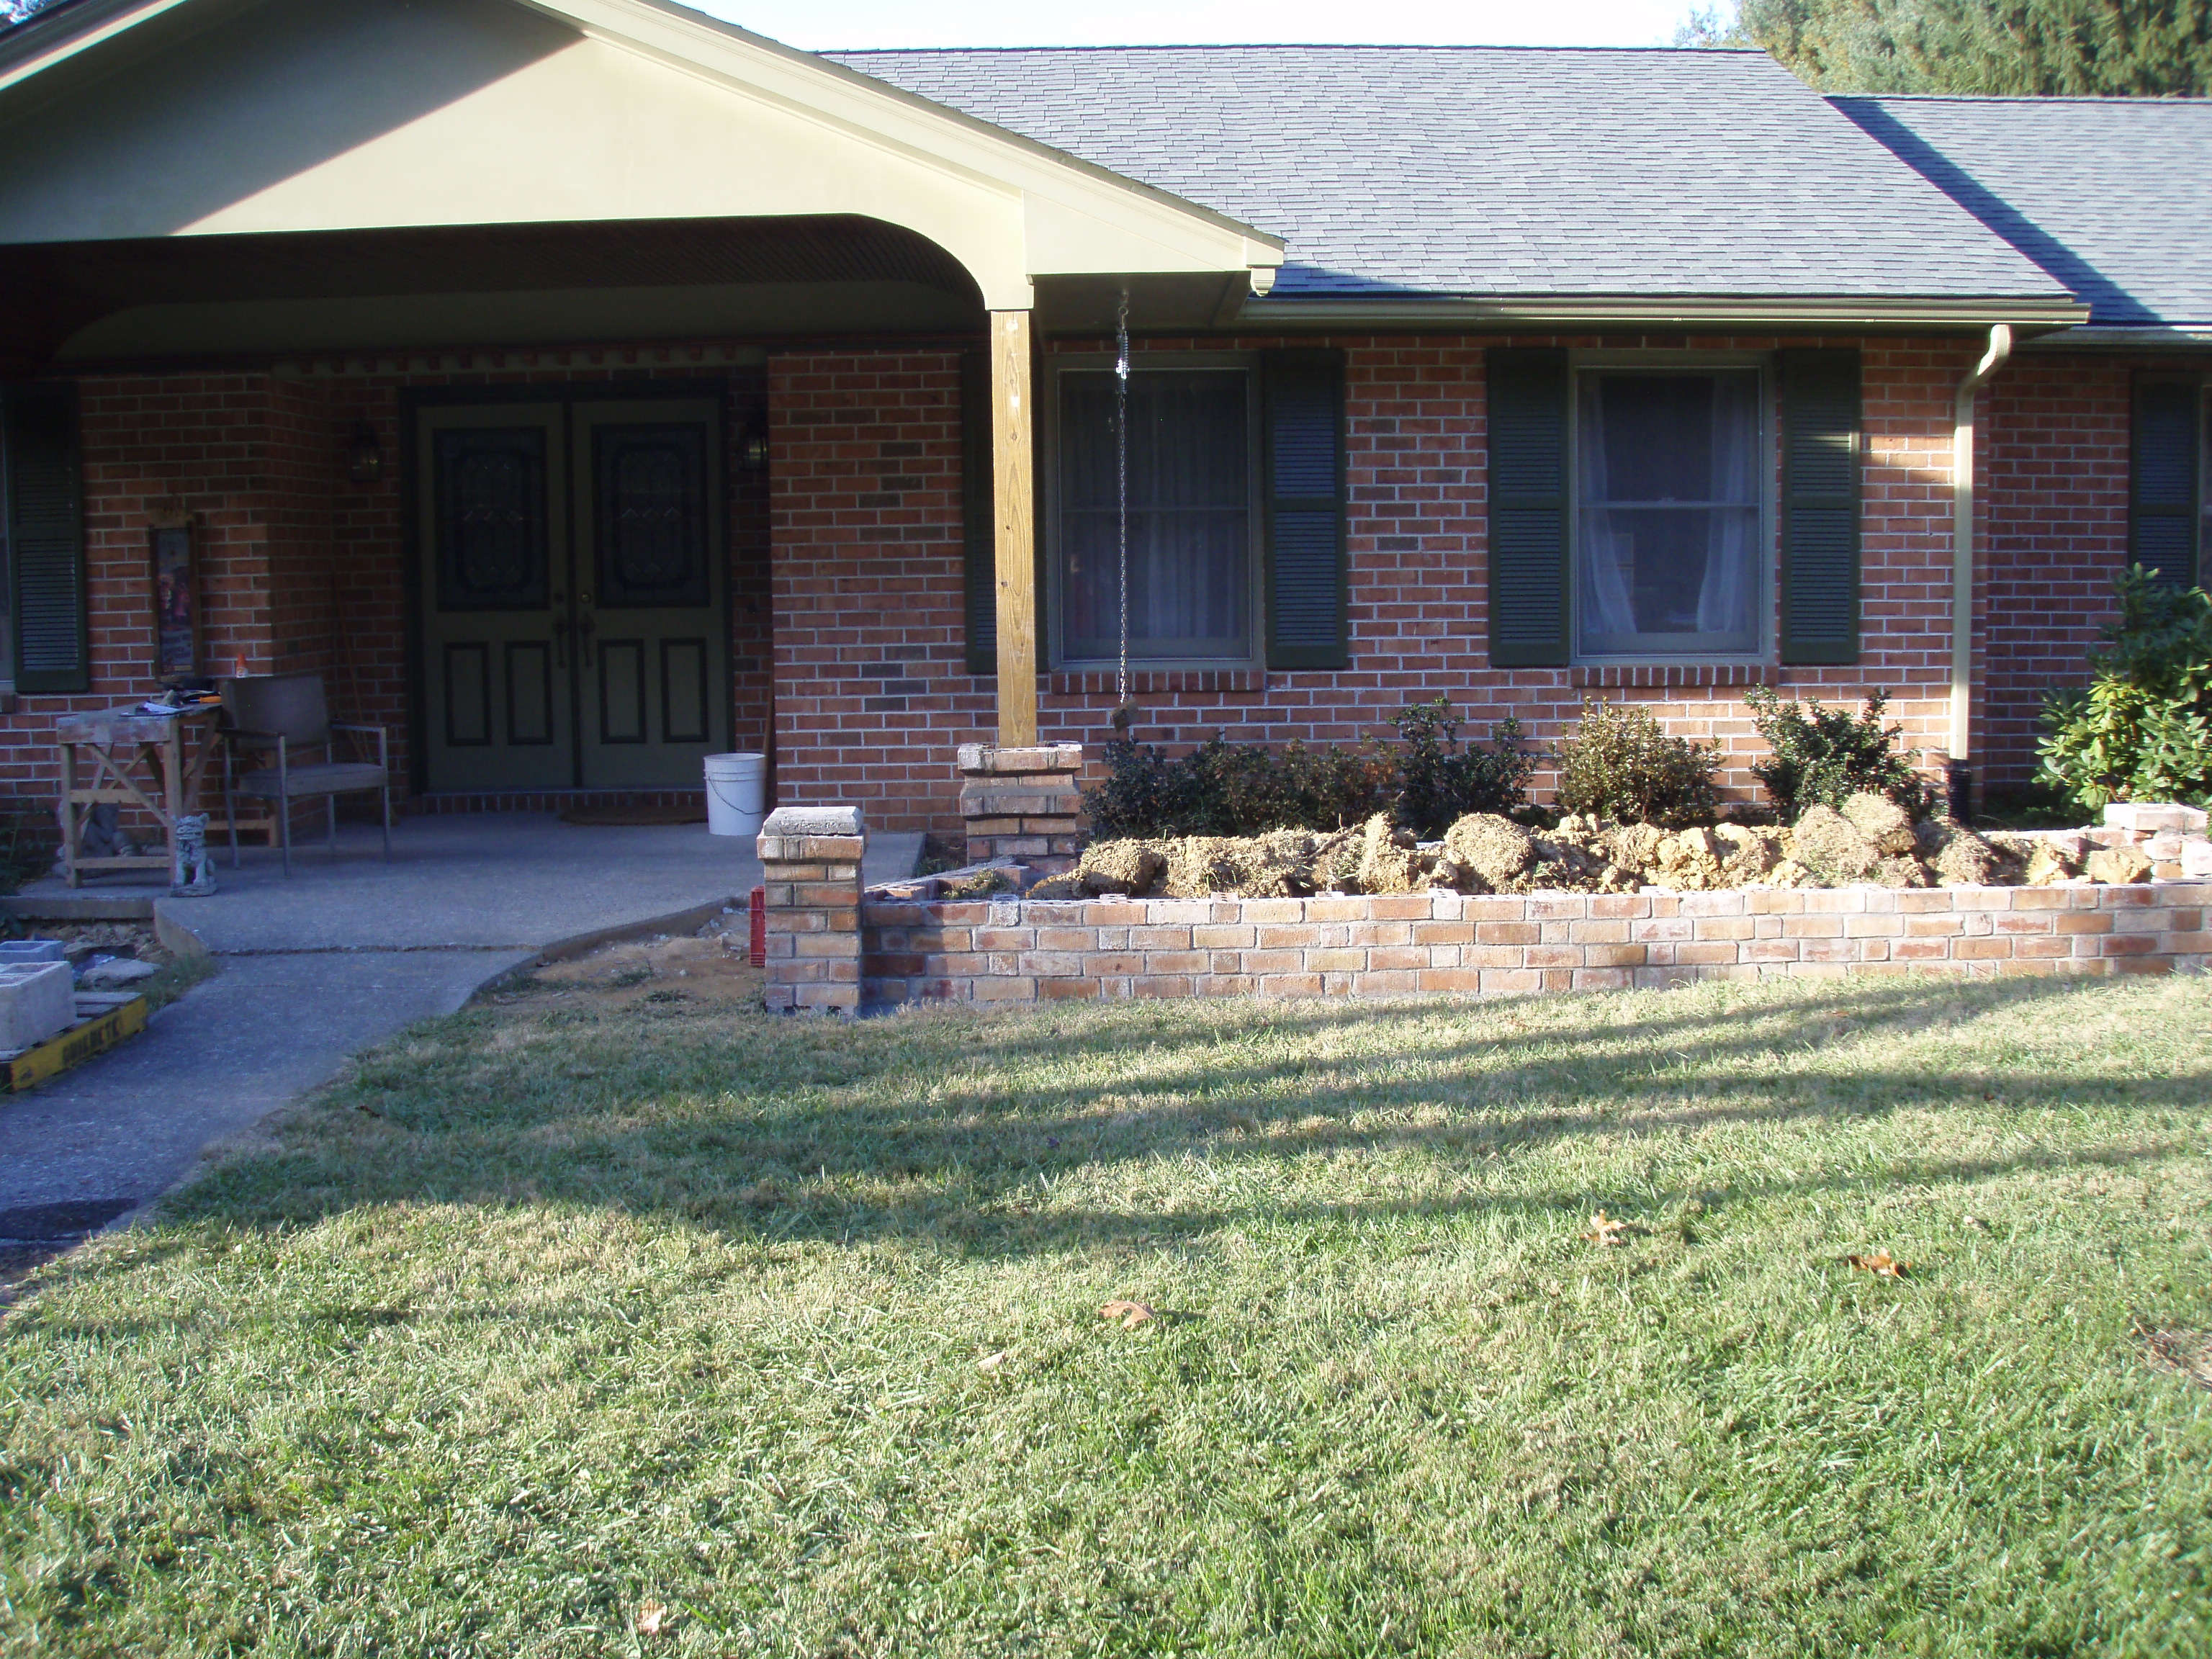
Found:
[768,349,988,833]
[770,335,1987,836]
[1977,352,2212,788]
[0,372,318,834]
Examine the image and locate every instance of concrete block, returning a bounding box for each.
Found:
[760,804,864,839]
[0,961,75,1049]
[0,940,66,965]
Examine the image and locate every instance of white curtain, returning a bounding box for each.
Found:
[1575,377,1640,641]
[1695,374,1760,637]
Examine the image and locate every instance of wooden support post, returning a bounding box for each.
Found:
[989,308,1038,748]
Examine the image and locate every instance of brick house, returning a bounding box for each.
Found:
[0,1,2200,845]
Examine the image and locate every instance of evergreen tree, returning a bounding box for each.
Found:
[1681,0,2212,96]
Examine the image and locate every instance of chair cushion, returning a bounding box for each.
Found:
[235,761,387,799]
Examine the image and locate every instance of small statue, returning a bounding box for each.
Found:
[171,812,217,896]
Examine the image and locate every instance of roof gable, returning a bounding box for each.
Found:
[0,0,1280,310]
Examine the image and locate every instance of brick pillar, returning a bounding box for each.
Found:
[958,742,1083,873]
[756,805,866,1014]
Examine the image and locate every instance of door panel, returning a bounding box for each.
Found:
[442,643,493,747]
[572,400,727,788]
[418,405,571,791]
[505,642,556,746]
[661,639,710,744]
[597,637,649,744]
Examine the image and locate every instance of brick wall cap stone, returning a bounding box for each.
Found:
[761,804,865,839]
[2105,802,2209,835]
[958,743,1084,775]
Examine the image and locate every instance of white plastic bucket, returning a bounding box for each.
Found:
[703,752,767,837]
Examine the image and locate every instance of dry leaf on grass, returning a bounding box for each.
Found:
[634,1601,670,1637]
[1845,1250,1911,1278]
[1100,1299,1157,1329]
[1583,1210,1629,1248]
[976,1349,1012,1372]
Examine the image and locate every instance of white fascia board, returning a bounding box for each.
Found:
[511,0,1283,289]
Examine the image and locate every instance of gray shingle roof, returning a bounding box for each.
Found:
[827,45,2068,303]
[1831,94,2212,329]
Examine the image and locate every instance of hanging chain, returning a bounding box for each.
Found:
[1115,283,1131,718]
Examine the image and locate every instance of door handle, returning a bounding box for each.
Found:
[552,619,571,669]
[579,613,596,667]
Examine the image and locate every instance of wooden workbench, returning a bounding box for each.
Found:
[54,704,223,888]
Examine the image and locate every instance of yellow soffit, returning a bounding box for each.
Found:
[0,0,1285,312]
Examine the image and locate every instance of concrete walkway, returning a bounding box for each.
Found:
[0,814,921,1235]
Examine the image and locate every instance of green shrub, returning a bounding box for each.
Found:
[1084,734,1393,840]
[2038,565,2212,811]
[1743,685,1941,822]
[1554,698,1719,827]
[1083,698,1534,841]
[1391,699,1537,839]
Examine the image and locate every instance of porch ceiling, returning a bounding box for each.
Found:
[0,215,990,363]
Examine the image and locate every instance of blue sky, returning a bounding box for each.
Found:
[688,0,1712,51]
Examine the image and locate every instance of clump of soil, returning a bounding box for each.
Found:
[503,907,763,1011]
[1042,792,2125,900]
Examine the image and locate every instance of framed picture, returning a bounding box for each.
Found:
[149,518,200,683]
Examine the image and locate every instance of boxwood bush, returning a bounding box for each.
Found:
[1744,685,1941,823]
[1084,698,1534,841]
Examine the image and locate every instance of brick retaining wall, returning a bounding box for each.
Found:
[860,882,2212,1007]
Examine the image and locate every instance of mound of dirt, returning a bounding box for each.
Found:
[1039,799,2144,902]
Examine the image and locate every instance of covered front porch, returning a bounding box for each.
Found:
[0,0,1282,844]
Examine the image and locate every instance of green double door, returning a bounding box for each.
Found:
[416,397,727,793]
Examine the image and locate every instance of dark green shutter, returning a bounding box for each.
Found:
[2,383,89,694]
[2131,376,2200,590]
[1779,349,1862,666]
[1485,347,1569,667]
[960,347,997,673]
[1262,349,1348,670]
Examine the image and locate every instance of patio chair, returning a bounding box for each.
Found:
[220,672,392,875]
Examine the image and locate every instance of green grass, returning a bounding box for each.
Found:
[4,972,2211,1657]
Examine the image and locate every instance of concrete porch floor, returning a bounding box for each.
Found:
[0,814,922,1231]
[38,812,922,954]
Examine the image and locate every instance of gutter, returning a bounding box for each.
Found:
[1947,322,2013,814]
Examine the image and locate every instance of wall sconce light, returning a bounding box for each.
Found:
[740,423,769,472]
[346,422,384,485]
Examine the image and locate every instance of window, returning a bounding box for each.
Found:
[1574,367,1765,659]
[1053,364,1254,666]
[2202,387,2212,576]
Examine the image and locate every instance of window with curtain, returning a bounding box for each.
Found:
[1057,367,1252,664]
[1575,369,1763,658]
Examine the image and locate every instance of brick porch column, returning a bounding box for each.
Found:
[958,742,1083,874]
[755,804,866,1014]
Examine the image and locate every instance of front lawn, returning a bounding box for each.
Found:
[4,971,2210,1656]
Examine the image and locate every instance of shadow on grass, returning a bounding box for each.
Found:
[145,971,2211,1262]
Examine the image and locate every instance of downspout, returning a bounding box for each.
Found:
[1947,323,2013,819]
